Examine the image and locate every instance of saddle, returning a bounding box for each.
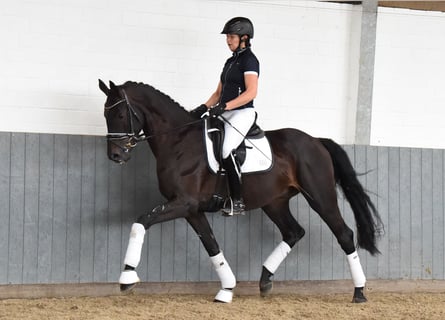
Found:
[207,113,265,167]
[203,114,273,212]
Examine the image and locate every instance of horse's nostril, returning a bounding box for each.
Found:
[111,152,121,161]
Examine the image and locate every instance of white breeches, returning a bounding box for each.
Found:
[221,108,256,159]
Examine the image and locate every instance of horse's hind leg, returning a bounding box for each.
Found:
[300,174,367,302]
[312,203,367,302]
[260,199,306,297]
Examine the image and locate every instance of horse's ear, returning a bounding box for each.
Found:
[98,79,109,96]
[109,81,117,90]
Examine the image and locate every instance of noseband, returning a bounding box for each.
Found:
[104,89,146,153]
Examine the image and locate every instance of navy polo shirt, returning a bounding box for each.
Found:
[219,48,260,109]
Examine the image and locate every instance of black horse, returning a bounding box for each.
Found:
[99,80,382,303]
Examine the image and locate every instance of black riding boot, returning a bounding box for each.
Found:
[222,153,245,216]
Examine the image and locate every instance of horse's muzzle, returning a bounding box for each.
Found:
[107,141,132,164]
[109,153,130,164]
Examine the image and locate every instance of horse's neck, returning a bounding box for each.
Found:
[145,87,189,124]
[140,88,199,158]
[147,125,202,161]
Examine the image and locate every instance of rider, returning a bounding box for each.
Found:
[191,17,259,215]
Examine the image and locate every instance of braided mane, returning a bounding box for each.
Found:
[122,81,189,113]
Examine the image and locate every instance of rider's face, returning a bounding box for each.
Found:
[226,34,240,52]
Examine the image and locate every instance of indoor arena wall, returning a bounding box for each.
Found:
[1,132,443,285]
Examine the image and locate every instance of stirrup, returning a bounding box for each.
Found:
[222,198,245,216]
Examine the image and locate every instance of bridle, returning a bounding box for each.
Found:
[104,89,146,153]
[105,89,205,154]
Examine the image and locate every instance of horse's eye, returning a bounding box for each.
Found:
[118,112,125,119]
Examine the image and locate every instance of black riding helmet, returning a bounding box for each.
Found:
[221,17,254,39]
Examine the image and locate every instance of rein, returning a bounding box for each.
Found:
[138,118,205,141]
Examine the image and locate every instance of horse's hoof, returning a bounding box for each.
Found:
[352,295,368,303]
[119,270,140,292]
[259,280,273,297]
[120,283,137,292]
[352,287,367,303]
[214,289,233,303]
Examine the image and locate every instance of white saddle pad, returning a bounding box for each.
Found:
[204,119,273,174]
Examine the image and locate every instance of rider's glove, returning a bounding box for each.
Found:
[189,104,208,119]
[209,102,226,118]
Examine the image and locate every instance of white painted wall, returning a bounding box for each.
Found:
[1,1,444,149]
[372,7,445,149]
[0,0,361,142]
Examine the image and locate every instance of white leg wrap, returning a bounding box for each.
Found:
[347,251,366,288]
[119,270,140,285]
[123,223,146,268]
[263,241,291,274]
[214,289,233,303]
[210,252,236,289]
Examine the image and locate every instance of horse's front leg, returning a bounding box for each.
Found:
[186,213,236,303]
[119,201,190,291]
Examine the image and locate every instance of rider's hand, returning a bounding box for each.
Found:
[209,103,226,118]
[190,104,208,119]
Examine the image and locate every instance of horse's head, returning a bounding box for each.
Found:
[99,79,145,164]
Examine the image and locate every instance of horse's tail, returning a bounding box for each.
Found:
[319,138,383,256]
